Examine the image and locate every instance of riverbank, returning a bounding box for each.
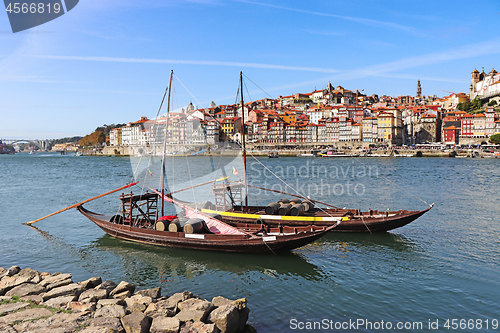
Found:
[0,265,256,333]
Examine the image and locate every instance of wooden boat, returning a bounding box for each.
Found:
[75,71,335,253]
[76,191,333,253]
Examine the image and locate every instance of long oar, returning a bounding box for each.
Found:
[24,182,138,225]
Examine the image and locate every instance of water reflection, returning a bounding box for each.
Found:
[78,234,324,283]
[317,231,422,253]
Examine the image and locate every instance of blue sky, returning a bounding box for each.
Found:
[1,0,500,139]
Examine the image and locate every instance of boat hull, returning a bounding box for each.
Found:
[200,206,432,233]
[77,206,331,253]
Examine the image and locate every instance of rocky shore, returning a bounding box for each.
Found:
[0,265,256,333]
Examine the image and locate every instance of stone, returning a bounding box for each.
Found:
[150,316,180,333]
[113,290,133,300]
[174,309,208,323]
[95,280,117,292]
[136,287,161,299]
[208,304,239,333]
[79,288,109,302]
[125,294,153,313]
[20,294,44,304]
[0,267,5,277]
[94,304,126,319]
[46,277,73,291]
[180,321,220,333]
[5,266,20,277]
[0,302,30,314]
[0,307,53,325]
[121,311,151,333]
[42,282,84,301]
[110,281,136,297]
[39,273,72,287]
[0,269,40,296]
[44,295,76,309]
[67,301,97,312]
[0,324,16,333]
[87,316,125,333]
[79,327,116,333]
[211,297,247,310]
[237,307,250,332]
[5,282,45,297]
[144,300,176,318]
[13,311,90,333]
[79,277,103,289]
[178,298,214,313]
[97,298,125,308]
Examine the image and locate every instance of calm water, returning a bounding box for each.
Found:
[1,153,499,332]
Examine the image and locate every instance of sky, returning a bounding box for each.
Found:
[1,0,500,140]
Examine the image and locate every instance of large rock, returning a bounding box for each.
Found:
[0,268,41,296]
[0,267,6,277]
[120,311,151,333]
[97,298,125,308]
[79,277,103,289]
[208,304,239,333]
[212,297,247,310]
[44,295,77,309]
[0,302,30,314]
[95,280,117,292]
[67,300,97,312]
[42,283,84,301]
[145,299,176,318]
[125,294,153,313]
[136,287,161,299]
[180,321,220,333]
[39,273,72,288]
[5,282,45,297]
[178,298,214,313]
[4,266,20,277]
[110,281,136,298]
[12,310,90,333]
[79,288,109,302]
[46,277,73,291]
[86,316,125,333]
[174,309,208,323]
[0,307,53,325]
[0,324,16,333]
[150,316,180,333]
[94,304,127,319]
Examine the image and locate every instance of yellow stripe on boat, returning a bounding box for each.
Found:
[201,209,349,222]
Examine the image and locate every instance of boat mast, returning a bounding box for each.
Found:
[240,71,249,210]
[161,70,174,217]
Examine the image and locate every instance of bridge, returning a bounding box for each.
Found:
[1,139,52,151]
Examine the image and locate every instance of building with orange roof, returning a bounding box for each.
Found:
[443,125,460,145]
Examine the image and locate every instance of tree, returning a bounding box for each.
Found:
[488,100,498,106]
[489,133,500,145]
[78,131,106,147]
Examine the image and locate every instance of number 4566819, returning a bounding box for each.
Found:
[5,2,61,14]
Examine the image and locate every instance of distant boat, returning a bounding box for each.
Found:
[268,151,279,158]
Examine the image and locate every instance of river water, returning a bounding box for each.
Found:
[0,153,499,332]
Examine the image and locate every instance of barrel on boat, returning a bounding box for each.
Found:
[278,203,292,215]
[290,198,302,205]
[278,198,290,205]
[265,202,280,215]
[302,200,315,212]
[290,203,305,216]
[168,217,189,232]
[183,218,206,234]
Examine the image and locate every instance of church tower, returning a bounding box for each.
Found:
[470,68,480,98]
[416,80,422,98]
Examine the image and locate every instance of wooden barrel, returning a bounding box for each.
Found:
[156,221,165,231]
[265,202,280,215]
[302,200,315,212]
[290,198,302,205]
[167,217,188,232]
[183,218,206,234]
[278,198,290,205]
[278,203,292,216]
[290,203,305,216]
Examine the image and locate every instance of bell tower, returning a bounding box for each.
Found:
[416,80,422,98]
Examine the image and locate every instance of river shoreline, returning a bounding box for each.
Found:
[0,265,256,333]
